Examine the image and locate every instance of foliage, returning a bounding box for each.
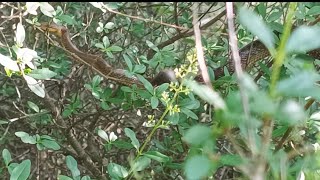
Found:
[0,2,320,179]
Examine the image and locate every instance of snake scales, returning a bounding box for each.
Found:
[40,22,320,87]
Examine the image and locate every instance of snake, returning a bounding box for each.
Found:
[39,22,320,87]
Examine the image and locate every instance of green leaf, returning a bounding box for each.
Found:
[185,155,211,180]
[185,80,225,110]
[181,108,198,120]
[81,176,91,180]
[286,26,320,53]
[143,151,171,163]
[123,54,133,71]
[136,74,153,94]
[57,175,73,180]
[107,163,128,178]
[267,11,282,22]
[124,128,140,150]
[95,43,105,49]
[57,15,75,25]
[66,156,80,179]
[112,140,134,149]
[183,125,211,146]
[146,40,159,52]
[27,101,39,113]
[306,6,320,15]
[108,45,123,52]
[239,7,275,50]
[150,96,159,109]
[133,64,146,74]
[105,22,115,29]
[10,159,31,180]
[220,154,243,166]
[102,36,110,48]
[41,139,60,150]
[132,156,151,171]
[2,149,12,166]
[276,71,320,100]
[15,132,36,144]
[92,75,102,87]
[155,83,169,95]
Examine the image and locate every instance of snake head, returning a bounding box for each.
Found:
[40,22,67,37]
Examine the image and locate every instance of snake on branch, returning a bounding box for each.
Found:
[39,22,320,88]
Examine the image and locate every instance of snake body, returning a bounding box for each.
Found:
[40,23,320,87]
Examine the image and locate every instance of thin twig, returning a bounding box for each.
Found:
[192,3,212,88]
[226,3,254,152]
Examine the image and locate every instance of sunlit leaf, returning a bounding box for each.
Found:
[16,23,25,47]
[23,75,45,98]
[0,54,19,71]
[25,2,40,15]
[97,129,109,141]
[132,156,151,171]
[39,2,56,17]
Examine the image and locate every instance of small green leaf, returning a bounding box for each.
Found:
[132,156,151,171]
[185,80,225,110]
[102,36,110,47]
[15,132,36,144]
[27,101,39,113]
[28,68,57,80]
[276,71,320,100]
[105,22,115,29]
[306,6,320,15]
[143,151,171,163]
[57,175,73,180]
[183,125,211,146]
[124,128,140,150]
[146,40,159,52]
[155,83,169,95]
[2,149,12,166]
[150,96,159,109]
[108,45,123,52]
[66,156,80,179]
[10,160,31,180]
[107,163,128,178]
[123,54,133,71]
[181,108,198,120]
[286,26,320,53]
[81,176,91,180]
[57,15,75,25]
[220,154,243,166]
[95,43,105,49]
[185,155,211,180]
[92,75,102,87]
[239,7,275,50]
[41,139,60,150]
[133,64,146,74]
[136,74,153,94]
